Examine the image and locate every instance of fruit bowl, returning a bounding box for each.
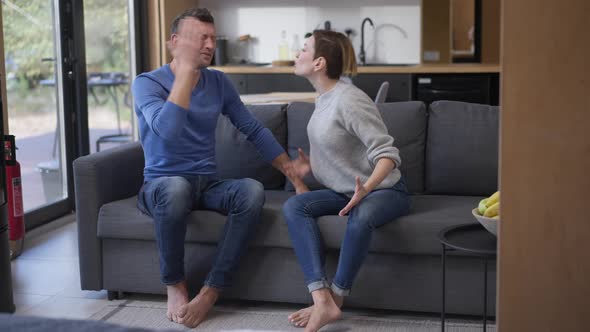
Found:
[472,208,498,236]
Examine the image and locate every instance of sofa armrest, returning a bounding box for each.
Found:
[73,142,144,290]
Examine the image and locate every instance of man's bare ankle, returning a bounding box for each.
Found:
[167,281,187,290]
[198,286,220,301]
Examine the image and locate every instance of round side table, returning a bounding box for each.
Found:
[438,223,497,332]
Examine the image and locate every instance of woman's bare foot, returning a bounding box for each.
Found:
[289,306,314,327]
[177,286,219,328]
[166,281,189,323]
[289,292,343,328]
[303,289,341,332]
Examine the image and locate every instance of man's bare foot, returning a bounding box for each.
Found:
[289,292,343,328]
[177,286,219,328]
[166,281,189,323]
[303,289,341,332]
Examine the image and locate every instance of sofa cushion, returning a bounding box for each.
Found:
[425,101,499,196]
[285,101,428,193]
[284,102,327,191]
[377,101,427,193]
[98,193,482,256]
[215,104,288,189]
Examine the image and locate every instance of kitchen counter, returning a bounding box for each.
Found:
[210,63,500,74]
[240,92,318,104]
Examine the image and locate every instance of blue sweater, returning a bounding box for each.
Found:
[132,65,284,180]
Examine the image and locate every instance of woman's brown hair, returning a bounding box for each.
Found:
[312,30,357,79]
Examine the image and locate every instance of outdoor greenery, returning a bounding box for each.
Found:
[2,0,129,92]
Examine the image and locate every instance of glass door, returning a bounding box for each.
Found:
[83,0,136,154]
[2,0,73,226]
[2,0,92,228]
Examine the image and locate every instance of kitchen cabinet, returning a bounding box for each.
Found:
[226,74,314,94]
[247,74,314,94]
[226,71,499,106]
[226,73,412,102]
[226,74,248,94]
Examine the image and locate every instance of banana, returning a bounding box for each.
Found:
[478,199,488,215]
[484,202,499,218]
[486,191,500,207]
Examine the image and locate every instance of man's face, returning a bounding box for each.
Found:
[171,18,216,68]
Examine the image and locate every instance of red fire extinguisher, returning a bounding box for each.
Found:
[4,135,24,259]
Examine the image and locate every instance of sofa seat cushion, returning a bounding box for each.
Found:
[98,192,483,256]
[97,191,295,247]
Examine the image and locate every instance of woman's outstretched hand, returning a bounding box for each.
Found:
[292,148,311,178]
[339,176,369,216]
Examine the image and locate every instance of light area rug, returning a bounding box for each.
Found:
[90,297,496,332]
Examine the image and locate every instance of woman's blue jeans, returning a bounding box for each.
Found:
[137,175,265,289]
[283,178,411,296]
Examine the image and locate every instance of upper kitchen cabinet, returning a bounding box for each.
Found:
[422,0,500,64]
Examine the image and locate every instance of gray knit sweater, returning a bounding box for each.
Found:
[307,80,402,196]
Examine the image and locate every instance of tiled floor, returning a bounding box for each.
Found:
[10,214,123,319]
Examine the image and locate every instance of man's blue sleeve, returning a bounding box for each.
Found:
[220,73,285,162]
[132,75,188,140]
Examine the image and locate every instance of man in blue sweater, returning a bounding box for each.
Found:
[132,8,307,328]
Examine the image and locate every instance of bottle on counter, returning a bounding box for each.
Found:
[291,34,300,60]
[278,30,290,60]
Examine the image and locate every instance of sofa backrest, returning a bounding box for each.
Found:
[285,101,428,194]
[425,101,499,196]
[215,103,288,189]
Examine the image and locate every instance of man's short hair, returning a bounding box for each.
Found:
[170,8,214,35]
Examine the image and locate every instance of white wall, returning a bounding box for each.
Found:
[199,0,421,65]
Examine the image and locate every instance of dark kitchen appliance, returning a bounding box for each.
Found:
[413,73,499,106]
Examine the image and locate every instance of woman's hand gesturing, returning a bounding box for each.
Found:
[339,177,369,216]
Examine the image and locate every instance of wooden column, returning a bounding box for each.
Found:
[481,0,500,63]
[421,0,451,63]
[498,0,590,331]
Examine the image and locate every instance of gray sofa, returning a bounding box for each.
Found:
[74,100,499,316]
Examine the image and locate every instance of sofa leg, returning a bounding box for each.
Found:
[107,291,120,301]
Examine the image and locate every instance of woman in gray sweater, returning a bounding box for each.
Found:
[283,30,411,332]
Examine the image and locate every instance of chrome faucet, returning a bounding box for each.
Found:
[360,17,374,65]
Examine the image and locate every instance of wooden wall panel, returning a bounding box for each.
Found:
[498,0,590,331]
[452,0,474,51]
[421,0,451,63]
[146,0,162,71]
[481,0,500,63]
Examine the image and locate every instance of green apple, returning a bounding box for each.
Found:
[478,198,488,215]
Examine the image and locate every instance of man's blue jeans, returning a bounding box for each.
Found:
[137,175,265,289]
[283,178,411,296]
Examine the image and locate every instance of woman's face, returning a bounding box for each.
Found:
[294,36,317,77]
